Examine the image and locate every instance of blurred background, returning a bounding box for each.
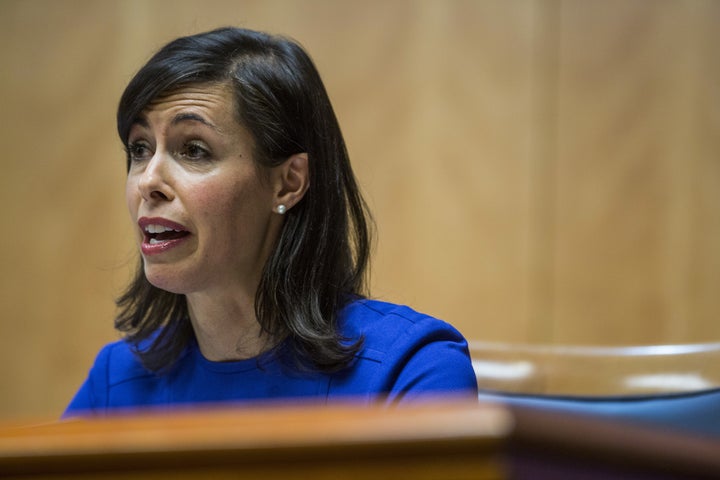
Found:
[0,0,718,419]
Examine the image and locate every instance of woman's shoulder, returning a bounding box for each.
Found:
[333,298,477,401]
[339,298,469,355]
[341,298,433,323]
[340,298,459,330]
[89,338,157,387]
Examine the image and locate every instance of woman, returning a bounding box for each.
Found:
[64,27,477,416]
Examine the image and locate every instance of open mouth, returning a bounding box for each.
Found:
[144,224,190,244]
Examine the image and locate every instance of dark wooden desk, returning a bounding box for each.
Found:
[0,402,510,479]
[1,400,719,479]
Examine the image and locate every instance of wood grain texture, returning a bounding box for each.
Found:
[552,0,720,344]
[0,402,509,479]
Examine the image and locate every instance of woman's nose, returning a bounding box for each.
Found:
[138,153,174,202]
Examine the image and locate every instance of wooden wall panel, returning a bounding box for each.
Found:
[0,0,718,418]
[684,0,720,341]
[333,1,538,344]
[551,0,720,344]
[0,1,134,417]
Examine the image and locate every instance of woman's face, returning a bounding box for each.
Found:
[125,83,279,296]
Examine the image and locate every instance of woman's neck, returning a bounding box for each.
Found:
[186,288,267,362]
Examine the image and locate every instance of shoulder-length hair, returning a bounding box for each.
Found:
[115,27,372,373]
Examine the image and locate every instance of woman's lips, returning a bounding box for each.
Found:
[138,217,191,256]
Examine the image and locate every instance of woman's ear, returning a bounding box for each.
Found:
[273,153,309,214]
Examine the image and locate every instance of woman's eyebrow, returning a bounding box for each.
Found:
[172,112,219,131]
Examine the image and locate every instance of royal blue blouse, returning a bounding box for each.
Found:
[64,299,478,416]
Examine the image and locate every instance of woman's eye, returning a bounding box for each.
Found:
[127,142,152,162]
[181,142,211,161]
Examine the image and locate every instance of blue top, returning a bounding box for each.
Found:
[64,299,478,416]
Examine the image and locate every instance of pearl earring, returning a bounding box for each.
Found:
[276,204,287,215]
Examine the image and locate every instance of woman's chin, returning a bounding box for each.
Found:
[144,269,193,294]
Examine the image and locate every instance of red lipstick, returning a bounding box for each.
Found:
[138,217,191,256]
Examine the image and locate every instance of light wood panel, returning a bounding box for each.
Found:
[0,1,135,417]
[552,0,720,344]
[0,0,718,418]
[335,1,539,343]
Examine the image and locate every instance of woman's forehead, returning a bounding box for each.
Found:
[147,83,233,112]
[137,83,239,132]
